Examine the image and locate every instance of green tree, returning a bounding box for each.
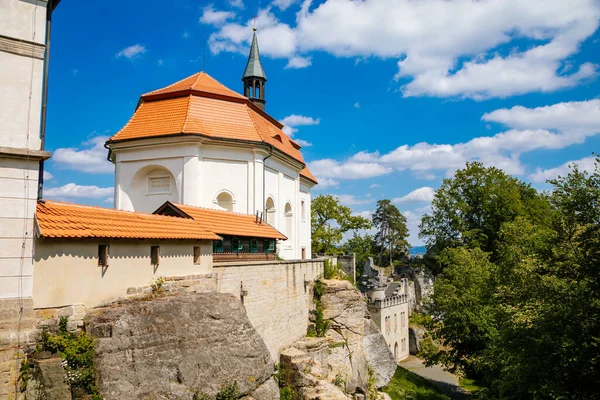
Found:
[311,194,371,254]
[419,162,550,265]
[342,233,376,278]
[372,199,409,267]
[422,157,600,399]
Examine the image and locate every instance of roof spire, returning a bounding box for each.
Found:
[242,27,267,110]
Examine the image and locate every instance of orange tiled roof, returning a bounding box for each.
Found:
[107,72,317,184]
[36,201,221,240]
[156,202,287,240]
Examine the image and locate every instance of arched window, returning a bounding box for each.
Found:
[394,343,399,360]
[215,191,234,212]
[394,314,397,333]
[284,202,293,238]
[301,200,306,221]
[265,197,276,226]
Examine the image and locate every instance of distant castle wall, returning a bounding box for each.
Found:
[214,259,324,360]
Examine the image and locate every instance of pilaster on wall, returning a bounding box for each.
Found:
[214,259,324,360]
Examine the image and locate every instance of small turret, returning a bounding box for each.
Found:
[242,28,267,110]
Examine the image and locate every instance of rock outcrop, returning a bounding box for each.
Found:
[409,326,426,355]
[280,280,396,399]
[85,292,276,400]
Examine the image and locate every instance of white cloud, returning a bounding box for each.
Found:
[200,6,235,26]
[44,183,114,201]
[529,156,597,183]
[353,102,360,109]
[403,210,425,246]
[205,0,600,99]
[280,114,320,145]
[369,183,380,188]
[309,158,393,181]
[335,194,373,206]
[228,0,244,8]
[294,139,312,147]
[482,99,600,135]
[317,178,339,188]
[286,56,311,69]
[393,187,435,204]
[43,171,53,181]
[273,0,295,11]
[182,31,190,39]
[309,99,600,183]
[116,44,146,59]
[52,136,114,174]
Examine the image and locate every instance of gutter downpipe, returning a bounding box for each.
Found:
[37,0,54,201]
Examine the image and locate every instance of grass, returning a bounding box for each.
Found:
[459,377,481,393]
[382,367,450,400]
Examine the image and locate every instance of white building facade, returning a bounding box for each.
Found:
[0,0,57,300]
[107,32,317,260]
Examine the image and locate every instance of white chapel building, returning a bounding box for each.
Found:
[105,30,317,260]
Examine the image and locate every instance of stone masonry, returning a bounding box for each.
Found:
[214,259,324,360]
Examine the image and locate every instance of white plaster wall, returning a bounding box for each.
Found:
[113,140,313,260]
[299,189,312,259]
[0,0,47,44]
[369,301,410,361]
[214,259,324,360]
[0,158,39,299]
[33,239,213,308]
[201,158,248,213]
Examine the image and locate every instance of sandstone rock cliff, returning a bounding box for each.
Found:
[280,280,396,399]
[85,293,276,400]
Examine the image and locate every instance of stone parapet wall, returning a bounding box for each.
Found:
[124,273,217,299]
[214,259,324,360]
[0,298,36,400]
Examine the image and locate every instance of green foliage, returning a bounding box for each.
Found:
[193,393,210,400]
[151,276,166,293]
[311,194,372,254]
[381,366,449,400]
[342,233,376,278]
[458,377,481,393]
[328,341,346,349]
[333,372,345,389]
[38,325,101,398]
[367,363,379,400]
[422,156,600,398]
[18,359,31,392]
[310,280,331,337]
[372,199,409,267]
[419,162,551,273]
[322,259,354,284]
[215,381,240,400]
[279,386,299,400]
[409,312,433,329]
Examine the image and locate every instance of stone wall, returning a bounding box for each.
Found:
[0,298,36,400]
[214,259,324,360]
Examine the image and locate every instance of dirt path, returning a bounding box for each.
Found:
[399,357,469,399]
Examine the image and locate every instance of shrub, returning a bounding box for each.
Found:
[151,276,166,294]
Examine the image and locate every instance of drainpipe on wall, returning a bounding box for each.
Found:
[37,0,55,201]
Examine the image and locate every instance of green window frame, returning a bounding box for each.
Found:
[250,239,258,253]
[232,238,243,253]
[213,240,224,253]
[264,239,275,253]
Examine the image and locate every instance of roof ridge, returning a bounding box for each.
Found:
[182,94,193,133]
[245,106,266,143]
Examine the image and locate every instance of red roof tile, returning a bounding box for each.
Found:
[107,72,317,184]
[155,202,287,240]
[36,201,221,240]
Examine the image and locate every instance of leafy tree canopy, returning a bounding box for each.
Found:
[311,194,371,254]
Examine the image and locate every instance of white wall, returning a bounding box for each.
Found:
[113,139,315,260]
[33,239,213,308]
[0,0,49,300]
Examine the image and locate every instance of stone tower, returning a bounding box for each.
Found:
[242,28,267,111]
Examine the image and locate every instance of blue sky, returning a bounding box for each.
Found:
[44,0,600,245]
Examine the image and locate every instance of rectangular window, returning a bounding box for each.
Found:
[98,244,109,267]
[151,246,160,266]
[193,246,201,264]
[232,238,243,253]
[301,200,306,222]
[250,239,258,253]
[213,240,224,253]
[264,239,275,253]
[147,176,171,194]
